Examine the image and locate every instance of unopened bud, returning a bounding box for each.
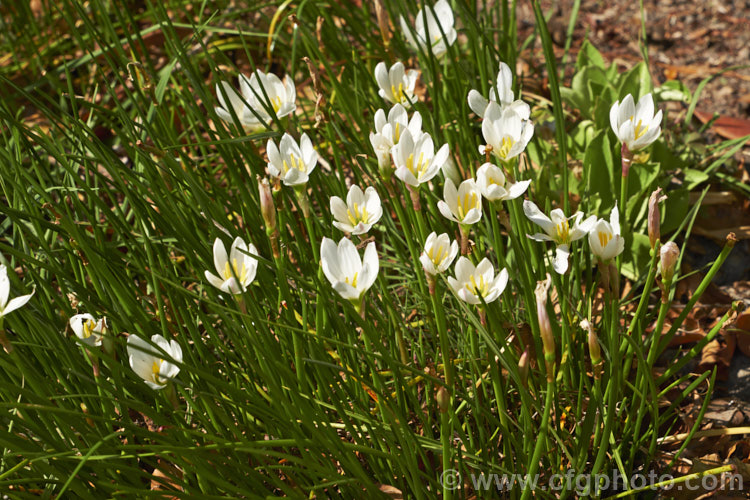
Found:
[441,156,461,186]
[648,187,667,250]
[535,274,555,383]
[259,176,280,259]
[581,319,602,380]
[660,242,680,284]
[518,349,530,388]
[437,386,450,413]
[374,0,391,48]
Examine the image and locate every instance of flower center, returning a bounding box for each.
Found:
[406,151,428,179]
[345,272,359,288]
[497,136,515,159]
[222,258,248,283]
[632,117,648,140]
[390,82,407,104]
[555,219,570,243]
[82,319,96,339]
[456,192,478,220]
[282,153,305,173]
[428,244,447,267]
[466,274,488,297]
[151,359,165,384]
[347,202,370,226]
[598,231,612,248]
[271,96,282,113]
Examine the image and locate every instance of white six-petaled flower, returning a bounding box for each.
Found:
[467,62,531,119]
[69,314,107,347]
[266,133,318,187]
[609,93,662,151]
[391,129,449,187]
[448,257,509,305]
[369,104,422,172]
[420,232,459,275]
[205,237,259,295]
[215,70,296,132]
[475,163,531,202]
[480,103,534,162]
[320,237,379,304]
[0,264,34,319]
[374,62,419,107]
[588,203,625,263]
[127,334,182,390]
[399,0,457,59]
[523,201,596,274]
[438,179,483,225]
[330,185,383,235]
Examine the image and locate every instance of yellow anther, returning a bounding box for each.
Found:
[223,259,248,282]
[82,319,95,339]
[497,136,515,159]
[555,220,570,243]
[598,231,612,248]
[345,272,359,288]
[391,82,406,103]
[466,274,488,297]
[633,119,648,140]
[271,96,282,113]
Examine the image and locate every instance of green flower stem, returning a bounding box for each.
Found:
[608,465,736,499]
[439,405,452,500]
[431,279,454,390]
[520,379,554,500]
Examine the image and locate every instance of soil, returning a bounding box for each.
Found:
[517,0,750,121]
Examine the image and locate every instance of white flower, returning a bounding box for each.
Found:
[374,62,419,107]
[480,102,534,162]
[369,104,422,171]
[205,237,259,294]
[0,264,34,318]
[475,162,530,202]
[330,185,383,235]
[609,93,662,151]
[320,237,379,303]
[215,70,296,131]
[70,314,107,347]
[523,200,596,274]
[127,334,182,390]
[391,129,449,187]
[399,0,457,58]
[448,257,509,305]
[467,62,531,119]
[420,232,459,275]
[438,179,483,225]
[588,204,625,263]
[266,133,318,187]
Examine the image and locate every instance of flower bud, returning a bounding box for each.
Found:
[518,348,529,388]
[581,319,602,380]
[660,242,680,284]
[535,274,555,383]
[258,176,280,259]
[441,156,461,186]
[436,386,450,414]
[647,187,667,250]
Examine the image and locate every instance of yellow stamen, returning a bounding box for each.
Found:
[406,152,428,180]
[393,122,401,142]
[345,272,359,288]
[282,153,304,174]
[456,192,478,220]
[223,258,248,282]
[497,136,515,159]
[271,96,282,113]
[598,231,612,248]
[82,319,96,339]
[391,82,406,103]
[633,119,648,140]
[346,202,370,226]
[555,220,570,243]
[466,274,488,297]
